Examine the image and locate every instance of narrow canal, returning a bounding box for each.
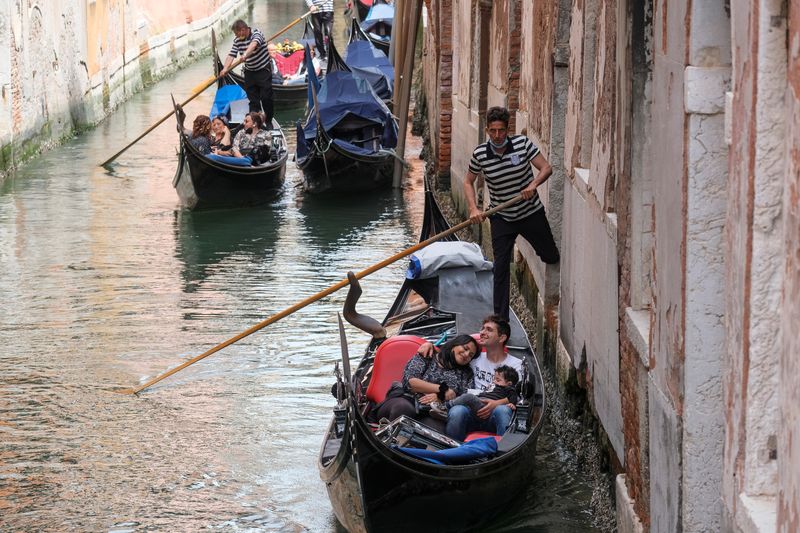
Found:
[0,1,601,531]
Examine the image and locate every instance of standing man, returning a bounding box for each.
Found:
[305,0,334,61]
[221,20,274,126]
[465,106,560,320]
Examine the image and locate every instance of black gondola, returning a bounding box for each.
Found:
[171,87,288,210]
[319,187,546,533]
[357,0,394,56]
[345,17,394,103]
[295,39,397,194]
[211,26,313,107]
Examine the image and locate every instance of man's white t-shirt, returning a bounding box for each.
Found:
[469,352,523,392]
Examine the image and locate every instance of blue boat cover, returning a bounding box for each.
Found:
[395,437,499,465]
[362,3,395,34]
[209,84,248,118]
[345,40,394,99]
[300,70,397,150]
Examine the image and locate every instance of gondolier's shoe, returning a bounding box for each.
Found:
[429,402,449,421]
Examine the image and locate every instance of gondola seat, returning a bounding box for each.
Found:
[366,335,426,403]
[464,431,501,442]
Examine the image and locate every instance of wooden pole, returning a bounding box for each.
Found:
[123,194,525,395]
[99,12,311,168]
[391,0,422,188]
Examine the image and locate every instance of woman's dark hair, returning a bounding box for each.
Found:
[246,112,264,130]
[191,115,211,139]
[486,106,510,127]
[436,334,480,369]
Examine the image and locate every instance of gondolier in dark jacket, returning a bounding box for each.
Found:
[305,0,334,61]
[221,20,274,125]
[465,106,560,320]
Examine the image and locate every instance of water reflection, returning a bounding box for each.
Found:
[173,203,284,290]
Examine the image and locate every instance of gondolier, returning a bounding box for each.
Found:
[221,20,274,125]
[305,0,334,61]
[465,106,560,320]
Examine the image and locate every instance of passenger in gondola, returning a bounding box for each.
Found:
[429,365,519,422]
[372,334,479,423]
[267,43,284,84]
[206,112,271,166]
[283,45,322,85]
[210,116,233,155]
[416,315,523,441]
[182,115,213,155]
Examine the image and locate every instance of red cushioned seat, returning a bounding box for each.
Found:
[464,431,501,442]
[365,335,426,403]
[274,50,305,77]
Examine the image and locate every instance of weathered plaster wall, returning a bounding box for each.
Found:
[724,0,788,531]
[0,0,247,176]
[779,5,800,530]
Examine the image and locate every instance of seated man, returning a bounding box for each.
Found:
[417,314,522,441]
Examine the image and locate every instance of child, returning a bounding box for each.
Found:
[430,365,519,421]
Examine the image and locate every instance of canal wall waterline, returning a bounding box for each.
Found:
[0,0,251,180]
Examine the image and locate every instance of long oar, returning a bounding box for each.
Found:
[99,11,312,168]
[123,195,524,395]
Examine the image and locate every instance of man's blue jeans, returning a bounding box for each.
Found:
[445,404,513,441]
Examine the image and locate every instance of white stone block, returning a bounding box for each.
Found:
[684,66,731,114]
[616,475,645,533]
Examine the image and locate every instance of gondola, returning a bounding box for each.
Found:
[358,0,394,56]
[345,17,394,103]
[295,38,397,194]
[348,0,373,23]
[171,82,288,210]
[211,26,313,107]
[318,187,546,533]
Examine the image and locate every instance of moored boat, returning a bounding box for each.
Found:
[358,0,394,56]
[345,17,394,102]
[318,188,546,532]
[295,39,397,194]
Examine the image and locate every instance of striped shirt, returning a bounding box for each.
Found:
[228,27,270,72]
[468,134,542,221]
[305,0,334,12]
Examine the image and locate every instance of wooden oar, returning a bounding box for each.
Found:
[99,11,312,168]
[122,195,525,395]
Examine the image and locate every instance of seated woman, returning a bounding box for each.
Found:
[283,45,322,86]
[372,334,480,423]
[184,115,213,155]
[267,43,284,84]
[210,116,232,154]
[206,112,271,166]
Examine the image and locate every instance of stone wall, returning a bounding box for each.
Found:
[0,0,249,177]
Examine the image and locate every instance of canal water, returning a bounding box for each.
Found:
[0,1,600,531]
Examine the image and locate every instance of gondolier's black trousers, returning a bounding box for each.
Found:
[243,67,273,126]
[312,11,334,60]
[490,208,560,320]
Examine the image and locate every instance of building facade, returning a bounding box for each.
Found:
[0,0,249,177]
[421,0,799,530]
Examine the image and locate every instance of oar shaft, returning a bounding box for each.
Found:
[100,11,311,168]
[130,195,523,394]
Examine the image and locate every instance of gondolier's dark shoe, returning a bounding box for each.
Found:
[429,402,449,421]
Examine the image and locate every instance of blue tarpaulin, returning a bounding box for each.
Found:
[395,437,498,465]
[300,70,397,149]
[361,3,394,35]
[345,40,394,100]
[209,84,248,119]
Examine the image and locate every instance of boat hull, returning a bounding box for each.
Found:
[173,140,286,210]
[297,143,393,194]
